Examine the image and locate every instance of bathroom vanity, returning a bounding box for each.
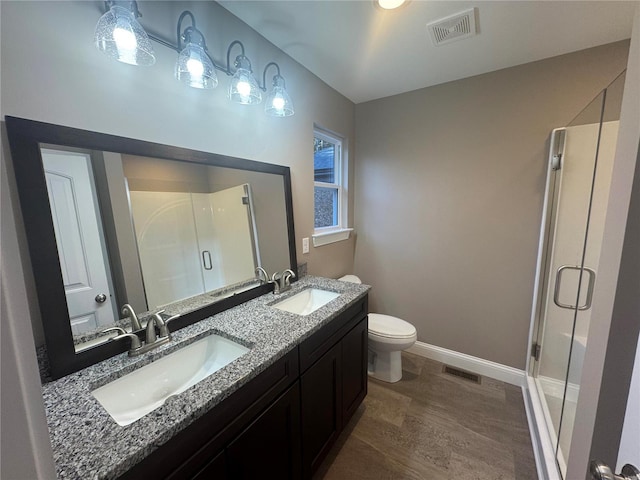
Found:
[6,117,367,478]
[41,276,369,479]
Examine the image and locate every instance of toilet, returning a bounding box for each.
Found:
[339,275,417,383]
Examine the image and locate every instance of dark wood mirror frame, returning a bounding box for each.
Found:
[5,116,298,380]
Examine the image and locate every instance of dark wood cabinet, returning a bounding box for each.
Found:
[192,451,226,480]
[119,294,368,480]
[300,342,342,477]
[299,312,368,478]
[341,317,368,424]
[226,383,301,479]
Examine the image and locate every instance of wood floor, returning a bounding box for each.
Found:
[314,352,539,480]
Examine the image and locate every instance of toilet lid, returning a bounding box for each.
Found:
[338,274,362,284]
[368,314,416,339]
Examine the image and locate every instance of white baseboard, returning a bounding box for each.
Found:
[406,341,525,386]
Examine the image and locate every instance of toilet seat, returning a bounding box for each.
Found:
[368,313,416,339]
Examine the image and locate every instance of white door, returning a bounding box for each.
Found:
[42,149,118,335]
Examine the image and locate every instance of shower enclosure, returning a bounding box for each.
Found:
[528,72,625,477]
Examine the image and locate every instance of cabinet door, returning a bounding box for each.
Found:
[300,342,343,477]
[342,317,368,424]
[226,382,301,479]
[192,450,227,480]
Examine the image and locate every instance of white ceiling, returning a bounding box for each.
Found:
[218,1,636,104]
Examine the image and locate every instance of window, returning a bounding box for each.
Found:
[313,127,351,246]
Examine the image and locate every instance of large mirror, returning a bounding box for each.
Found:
[6,116,297,380]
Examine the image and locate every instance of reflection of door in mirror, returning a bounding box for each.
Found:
[130,184,259,310]
[41,149,118,334]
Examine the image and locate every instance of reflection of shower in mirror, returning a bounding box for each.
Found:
[129,184,260,309]
[39,146,291,353]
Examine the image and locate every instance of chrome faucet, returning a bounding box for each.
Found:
[102,310,180,357]
[121,304,142,331]
[255,267,270,284]
[102,327,142,353]
[271,269,296,294]
[282,269,296,288]
[152,310,181,340]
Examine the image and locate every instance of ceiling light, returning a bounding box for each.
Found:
[94,1,155,66]
[377,0,406,10]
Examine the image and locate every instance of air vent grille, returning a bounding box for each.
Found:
[442,365,481,383]
[427,8,477,46]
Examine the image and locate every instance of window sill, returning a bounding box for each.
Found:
[312,228,353,247]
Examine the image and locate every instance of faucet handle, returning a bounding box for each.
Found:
[255,267,270,284]
[121,304,142,331]
[282,269,296,287]
[102,327,142,350]
[157,313,180,339]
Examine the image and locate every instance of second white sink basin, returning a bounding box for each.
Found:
[92,334,249,426]
[273,288,340,315]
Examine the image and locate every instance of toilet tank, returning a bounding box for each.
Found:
[338,275,362,284]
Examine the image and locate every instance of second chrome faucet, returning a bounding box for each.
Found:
[255,267,296,294]
[104,304,180,357]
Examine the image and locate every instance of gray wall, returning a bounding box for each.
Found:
[354,41,630,369]
[0,1,355,477]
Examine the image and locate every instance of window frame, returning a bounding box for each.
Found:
[312,126,351,246]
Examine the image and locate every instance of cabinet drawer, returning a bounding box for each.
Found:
[299,296,367,372]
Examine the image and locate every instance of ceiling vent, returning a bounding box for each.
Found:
[427,8,477,46]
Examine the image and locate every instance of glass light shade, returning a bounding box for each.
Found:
[265,77,294,117]
[228,57,262,105]
[175,43,218,89]
[94,5,155,66]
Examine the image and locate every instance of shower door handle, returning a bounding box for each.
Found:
[553,265,596,311]
[201,251,213,270]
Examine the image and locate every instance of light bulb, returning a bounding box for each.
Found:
[237,80,251,98]
[272,96,285,112]
[377,0,406,9]
[186,58,204,78]
[113,26,137,51]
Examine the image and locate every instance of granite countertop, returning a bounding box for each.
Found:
[42,276,370,480]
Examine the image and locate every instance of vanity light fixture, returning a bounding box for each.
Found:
[175,11,217,89]
[227,41,262,105]
[262,62,294,117]
[93,3,294,116]
[94,1,155,66]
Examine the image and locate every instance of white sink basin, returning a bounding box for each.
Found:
[273,288,340,316]
[92,334,249,426]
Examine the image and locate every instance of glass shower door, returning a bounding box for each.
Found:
[531,72,625,477]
